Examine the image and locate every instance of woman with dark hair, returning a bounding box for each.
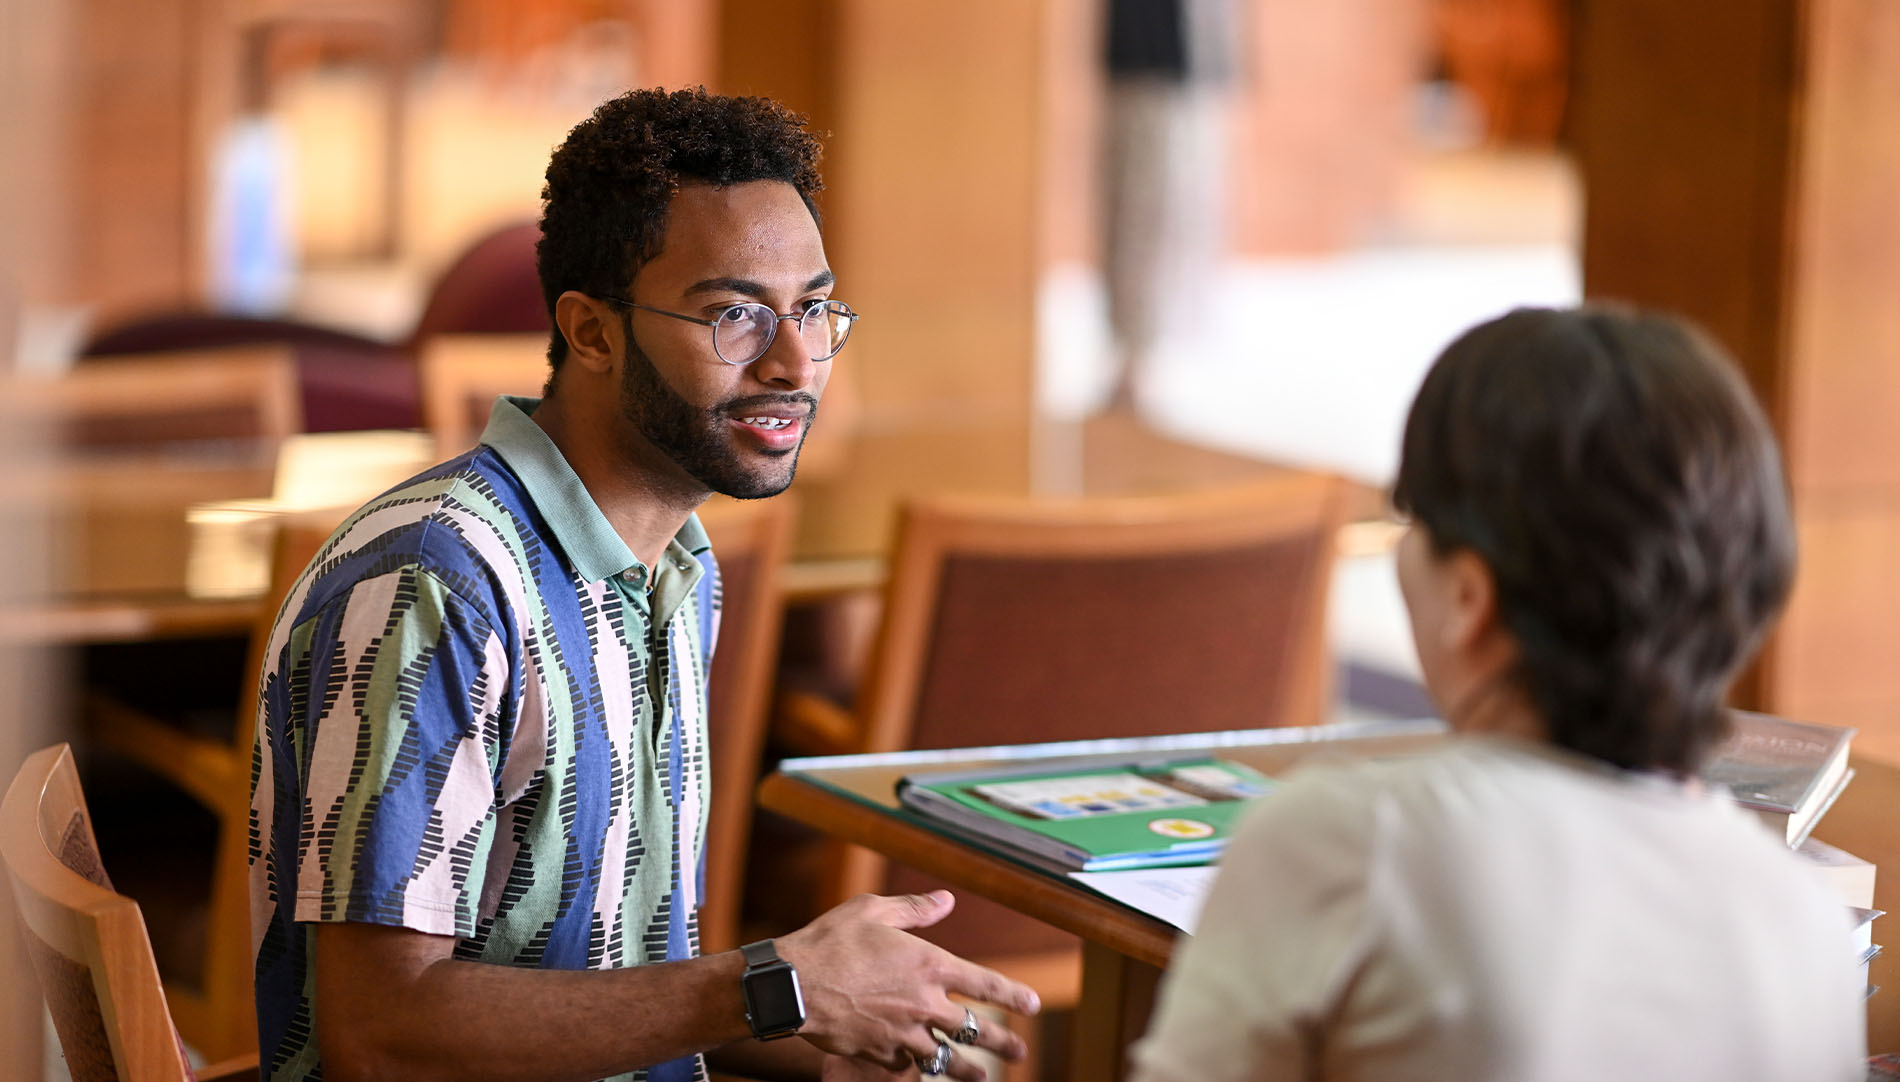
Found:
[1131,306,1865,1081]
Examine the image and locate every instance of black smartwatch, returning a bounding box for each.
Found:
[739,939,806,1040]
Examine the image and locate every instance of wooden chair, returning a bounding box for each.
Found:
[694,494,798,954]
[83,511,345,1061]
[774,473,1348,1078]
[10,346,302,452]
[417,334,549,457]
[1,742,258,1082]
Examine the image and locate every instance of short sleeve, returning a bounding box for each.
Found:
[286,563,511,938]
[1129,767,1376,1082]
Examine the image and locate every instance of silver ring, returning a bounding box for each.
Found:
[950,1006,980,1045]
[916,1039,952,1076]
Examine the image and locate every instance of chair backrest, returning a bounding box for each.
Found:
[859,472,1348,756]
[2,743,195,1082]
[843,474,1348,957]
[693,495,797,953]
[417,334,550,457]
[11,346,302,451]
[407,221,549,348]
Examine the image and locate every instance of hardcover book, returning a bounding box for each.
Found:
[1701,711,1855,847]
[896,756,1275,872]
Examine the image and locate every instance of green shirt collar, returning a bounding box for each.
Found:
[479,395,711,588]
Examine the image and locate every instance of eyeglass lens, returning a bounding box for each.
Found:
[713,302,855,366]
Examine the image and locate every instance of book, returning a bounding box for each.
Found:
[1850,906,1883,959]
[1701,711,1855,846]
[1851,906,1884,1001]
[1797,837,1877,909]
[896,756,1275,872]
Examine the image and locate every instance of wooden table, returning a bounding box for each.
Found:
[0,453,279,646]
[757,719,1446,1082]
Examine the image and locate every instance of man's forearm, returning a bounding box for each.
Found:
[316,926,754,1082]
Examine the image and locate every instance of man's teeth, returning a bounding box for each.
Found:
[738,416,793,430]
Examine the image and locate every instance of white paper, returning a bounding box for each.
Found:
[1070,864,1221,935]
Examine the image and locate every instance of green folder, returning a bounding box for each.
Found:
[896,756,1275,872]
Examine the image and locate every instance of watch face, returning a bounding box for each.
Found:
[744,962,806,1037]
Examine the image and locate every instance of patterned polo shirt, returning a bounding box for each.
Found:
[249,396,719,1082]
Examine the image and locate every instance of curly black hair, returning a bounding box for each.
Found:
[536,86,826,370]
[1392,305,1795,775]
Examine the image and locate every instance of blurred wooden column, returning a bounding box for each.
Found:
[1230,0,1430,255]
[1573,0,1900,760]
[10,0,203,316]
[719,0,1090,557]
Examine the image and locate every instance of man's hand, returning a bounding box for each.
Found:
[821,1053,918,1081]
[777,891,1040,1082]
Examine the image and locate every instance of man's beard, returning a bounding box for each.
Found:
[618,332,816,500]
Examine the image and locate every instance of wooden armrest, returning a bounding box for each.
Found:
[772,690,864,757]
[84,692,243,810]
[197,1051,261,1081]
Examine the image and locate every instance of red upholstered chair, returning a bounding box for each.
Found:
[406,221,549,348]
[81,312,419,433]
[774,474,1349,1078]
[2,742,258,1082]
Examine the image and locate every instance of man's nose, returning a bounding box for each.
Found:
[749,317,820,389]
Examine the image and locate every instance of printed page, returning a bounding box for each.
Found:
[1070,865,1221,935]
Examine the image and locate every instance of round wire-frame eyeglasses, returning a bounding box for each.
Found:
[601,296,860,366]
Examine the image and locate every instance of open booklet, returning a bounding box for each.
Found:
[896,755,1275,873]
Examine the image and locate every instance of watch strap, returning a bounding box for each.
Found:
[741,939,781,969]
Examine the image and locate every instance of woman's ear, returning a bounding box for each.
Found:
[1440,547,1502,660]
[554,291,620,376]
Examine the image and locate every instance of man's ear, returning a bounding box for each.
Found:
[554,291,620,376]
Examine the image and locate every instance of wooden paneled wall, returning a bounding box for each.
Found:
[1573,0,1900,762]
[13,0,202,314]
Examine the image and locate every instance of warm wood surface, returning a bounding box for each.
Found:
[760,722,1446,1082]
[757,722,1447,966]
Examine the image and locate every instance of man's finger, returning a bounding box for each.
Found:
[943,1047,987,1082]
[941,961,1041,1020]
[873,889,956,930]
[937,1005,1026,1064]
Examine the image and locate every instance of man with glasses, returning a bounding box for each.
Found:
[250,87,1037,1082]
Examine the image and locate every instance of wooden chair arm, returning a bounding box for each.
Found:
[84,692,242,810]
[772,690,864,758]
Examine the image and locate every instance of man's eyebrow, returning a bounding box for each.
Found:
[684,276,769,298]
[682,270,836,298]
